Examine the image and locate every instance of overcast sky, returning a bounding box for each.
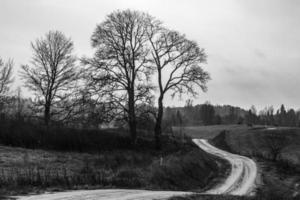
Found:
[0,0,300,110]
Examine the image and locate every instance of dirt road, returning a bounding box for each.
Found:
[15,139,257,200]
[15,189,191,200]
[193,139,257,196]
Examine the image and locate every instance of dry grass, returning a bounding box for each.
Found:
[0,146,152,195]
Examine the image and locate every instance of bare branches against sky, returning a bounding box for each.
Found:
[1,0,300,109]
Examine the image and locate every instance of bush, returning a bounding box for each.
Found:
[0,118,191,153]
[0,118,137,152]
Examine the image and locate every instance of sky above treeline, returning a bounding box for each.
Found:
[0,0,300,111]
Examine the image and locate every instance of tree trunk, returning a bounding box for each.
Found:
[128,90,137,145]
[129,117,137,144]
[154,96,163,150]
[44,103,51,126]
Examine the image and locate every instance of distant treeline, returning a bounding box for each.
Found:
[162,100,300,127]
[1,95,299,131]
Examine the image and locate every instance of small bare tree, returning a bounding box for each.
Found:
[0,58,14,113]
[264,131,289,161]
[83,10,156,144]
[0,58,13,96]
[147,27,210,149]
[21,31,79,126]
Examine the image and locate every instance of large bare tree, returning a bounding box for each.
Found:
[21,31,79,126]
[83,10,156,144]
[147,27,210,149]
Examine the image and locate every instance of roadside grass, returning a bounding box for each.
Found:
[149,148,230,192]
[169,193,297,200]
[169,194,253,200]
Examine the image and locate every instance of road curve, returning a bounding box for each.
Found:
[192,139,257,196]
[15,139,257,200]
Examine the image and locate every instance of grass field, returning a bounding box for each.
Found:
[172,125,251,139]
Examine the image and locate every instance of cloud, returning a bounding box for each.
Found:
[254,49,267,59]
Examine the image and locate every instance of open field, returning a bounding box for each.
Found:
[173,125,251,139]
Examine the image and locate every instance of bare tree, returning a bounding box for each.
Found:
[0,58,13,96]
[21,31,79,126]
[83,10,156,144]
[147,27,210,149]
[14,87,25,120]
[0,58,14,113]
[264,131,289,161]
[68,88,115,128]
